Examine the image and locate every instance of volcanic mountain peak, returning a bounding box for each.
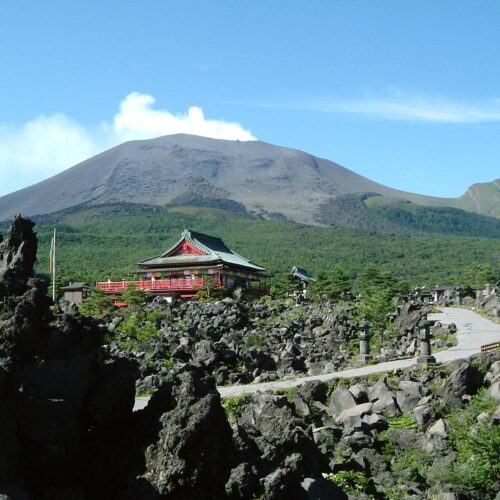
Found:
[0,134,497,224]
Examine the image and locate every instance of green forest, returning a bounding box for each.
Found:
[2,203,495,291]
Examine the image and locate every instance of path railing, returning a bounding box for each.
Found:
[480,341,500,353]
[96,278,205,293]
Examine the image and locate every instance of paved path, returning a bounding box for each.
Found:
[134,307,500,410]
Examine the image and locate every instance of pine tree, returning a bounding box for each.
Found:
[79,287,114,316]
[121,283,148,306]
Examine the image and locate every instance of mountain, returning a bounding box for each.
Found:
[456,179,500,218]
[0,134,498,227]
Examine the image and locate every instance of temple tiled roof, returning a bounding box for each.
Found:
[291,266,315,282]
[138,229,265,272]
[60,282,91,291]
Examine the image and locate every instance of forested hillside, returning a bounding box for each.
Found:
[365,196,500,237]
[3,203,497,288]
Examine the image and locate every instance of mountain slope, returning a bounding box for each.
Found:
[0,134,497,225]
[456,178,500,218]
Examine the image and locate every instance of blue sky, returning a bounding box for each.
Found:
[0,1,499,197]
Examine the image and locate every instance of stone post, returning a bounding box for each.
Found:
[417,319,436,364]
[358,318,372,363]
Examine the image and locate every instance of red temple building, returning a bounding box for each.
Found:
[97,229,267,299]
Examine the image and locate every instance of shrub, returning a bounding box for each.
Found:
[162,358,175,370]
[222,395,249,424]
[390,448,435,482]
[114,312,161,348]
[245,333,266,348]
[445,389,499,494]
[324,470,371,494]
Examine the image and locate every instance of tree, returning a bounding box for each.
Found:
[457,264,498,291]
[121,283,148,306]
[355,264,399,329]
[356,264,398,297]
[328,265,352,298]
[268,272,294,298]
[357,287,394,329]
[78,287,114,316]
[195,276,228,301]
[312,266,351,299]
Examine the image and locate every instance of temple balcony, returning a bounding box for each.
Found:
[96,278,206,294]
[96,278,268,297]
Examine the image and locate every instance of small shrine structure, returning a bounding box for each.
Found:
[60,282,91,304]
[97,229,267,299]
[291,266,315,298]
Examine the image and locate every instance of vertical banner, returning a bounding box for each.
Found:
[50,228,56,302]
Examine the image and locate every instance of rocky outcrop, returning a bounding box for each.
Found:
[229,391,327,499]
[139,367,234,499]
[109,293,430,394]
[476,283,500,317]
[0,216,331,499]
[2,215,496,499]
[440,360,484,408]
[0,214,37,291]
[0,216,142,498]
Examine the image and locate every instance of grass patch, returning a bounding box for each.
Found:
[387,412,418,430]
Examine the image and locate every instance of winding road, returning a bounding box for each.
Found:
[134,307,500,410]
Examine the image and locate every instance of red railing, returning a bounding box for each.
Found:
[96,278,206,293]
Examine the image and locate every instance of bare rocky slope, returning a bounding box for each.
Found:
[0,134,497,224]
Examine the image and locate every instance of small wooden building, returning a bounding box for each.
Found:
[291,266,315,297]
[97,229,267,298]
[60,282,91,304]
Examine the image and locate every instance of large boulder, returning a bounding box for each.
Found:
[139,367,234,499]
[440,361,484,408]
[298,380,328,403]
[396,380,428,414]
[235,391,327,497]
[335,402,373,428]
[328,385,357,417]
[368,377,400,417]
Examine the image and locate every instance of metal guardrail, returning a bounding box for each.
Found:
[480,341,500,352]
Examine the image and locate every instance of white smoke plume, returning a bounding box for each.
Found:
[0,92,256,196]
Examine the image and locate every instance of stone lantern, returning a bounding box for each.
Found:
[358,318,372,363]
[417,318,436,364]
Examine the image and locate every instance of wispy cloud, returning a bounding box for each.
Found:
[320,96,500,123]
[0,92,255,196]
[243,93,500,123]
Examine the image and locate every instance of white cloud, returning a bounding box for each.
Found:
[244,93,500,123]
[112,92,255,142]
[0,92,255,196]
[322,96,500,123]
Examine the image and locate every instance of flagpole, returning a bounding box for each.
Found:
[52,228,56,302]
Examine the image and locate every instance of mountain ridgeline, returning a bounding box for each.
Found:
[0,134,498,233]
